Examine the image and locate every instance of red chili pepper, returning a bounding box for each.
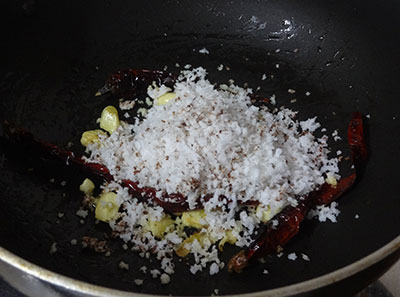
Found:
[348,112,367,165]
[228,113,367,273]
[3,121,113,182]
[122,179,190,212]
[312,173,356,205]
[228,174,356,273]
[122,179,258,212]
[95,69,175,100]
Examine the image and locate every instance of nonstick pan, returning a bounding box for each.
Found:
[0,0,400,296]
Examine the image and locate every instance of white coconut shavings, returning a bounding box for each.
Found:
[209,263,220,275]
[139,266,147,273]
[301,253,310,261]
[308,202,341,222]
[147,84,172,100]
[332,130,341,141]
[134,279,144,286]
[76,209,88,218]
[184,236,225,275]
[198,48,210,54]
[87,68,338,209]
[119,100,136,110]
[150,269,161,278]
[287,252,297,261]
[118,261,129,270]
[270,94,276,105]
[85,67,340,276]
[160,273,171,285]
[49,243,57,254]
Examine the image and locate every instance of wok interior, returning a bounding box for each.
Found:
[1,0,400,295]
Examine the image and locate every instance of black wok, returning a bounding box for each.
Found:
[0,0,399,296]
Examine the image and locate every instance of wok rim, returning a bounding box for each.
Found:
[0,236,399,297]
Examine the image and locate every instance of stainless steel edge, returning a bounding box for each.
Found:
[1,235,400,297]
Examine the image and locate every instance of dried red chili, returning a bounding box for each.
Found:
[228,174,356,273]
[348,112,367,165]
[122,179,258,212]
[95,69,175,100]
[3,121,113,182]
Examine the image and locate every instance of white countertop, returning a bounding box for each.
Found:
[380,260,400,296]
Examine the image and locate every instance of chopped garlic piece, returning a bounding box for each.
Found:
[79,178,95,195]
[256,204,283,223]
[176,233,208,257]
[256,205,272,222]
[148,215,175,239]
[95,192,119,222]
[181,209,206,229]
[100,106,120,133]
[326,174,338,187]
[218,230,237,251]
[156,92,177,106]
[80,129,106,147]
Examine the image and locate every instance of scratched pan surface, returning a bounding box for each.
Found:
[0,0,400,296]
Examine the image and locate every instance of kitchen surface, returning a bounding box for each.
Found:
[380,261,400,297]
